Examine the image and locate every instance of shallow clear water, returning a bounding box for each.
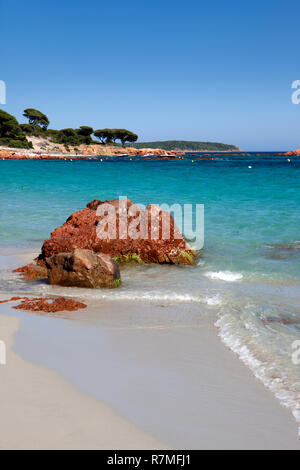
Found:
[1,156,300,279]
[0,155,299,426]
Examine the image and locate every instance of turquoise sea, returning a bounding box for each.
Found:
[0,154,300,431]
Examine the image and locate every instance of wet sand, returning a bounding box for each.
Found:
[0,308,166,450]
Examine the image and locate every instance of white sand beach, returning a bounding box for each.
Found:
[0,310,166,450]
[0,298,299,449]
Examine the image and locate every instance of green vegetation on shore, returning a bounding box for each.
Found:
[94,129,138,146]
[0,108,238,152]
[23,108,50,130]
[0,110,32,149]
[127,140,239,151]
[0,108,138,150]
[112,253,144,264]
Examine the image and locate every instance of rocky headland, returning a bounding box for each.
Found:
[285,149,300,156]
[0,144,184,160]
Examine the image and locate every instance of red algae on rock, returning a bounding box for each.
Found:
[0,295,86,314]
[13,263,48,281]
[13,297,87,313]
[0,296,24,304]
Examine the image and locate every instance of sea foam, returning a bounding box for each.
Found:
[58,289,222,306]
[205,271,243,282]
[216,312,300,435]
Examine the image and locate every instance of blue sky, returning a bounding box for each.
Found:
[1,0,300,150]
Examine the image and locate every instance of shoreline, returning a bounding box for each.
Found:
[0,251,298,449]
[2,298,299,449]
[1,244,300,449]
[0,146,185,159]
[1,146,294,161]
[0,152,293,161]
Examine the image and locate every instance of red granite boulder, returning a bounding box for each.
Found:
[39,199,196,265]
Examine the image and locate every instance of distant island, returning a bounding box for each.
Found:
[127,140,240,152]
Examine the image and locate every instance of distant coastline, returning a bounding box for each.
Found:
[0,147,295,160]
[0,137,241,159]
[127,140,240,152]
[0,108,241,157]
[0,135,241,158]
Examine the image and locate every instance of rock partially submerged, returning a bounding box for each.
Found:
[39,200,196,265]
[268,243,300,250]
[45,248,121,288]
[262,316,297,326]
[39,199,196,265]
[263,242,300,260]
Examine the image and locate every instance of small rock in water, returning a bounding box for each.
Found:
[262,316,295,326]
[45,248,121,288]
[263,242,300,260]
[271,243,300,251]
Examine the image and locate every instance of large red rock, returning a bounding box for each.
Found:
[45,248,121,288]
[39,200,196,265]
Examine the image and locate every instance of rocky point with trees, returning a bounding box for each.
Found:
[0,107,138,150]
